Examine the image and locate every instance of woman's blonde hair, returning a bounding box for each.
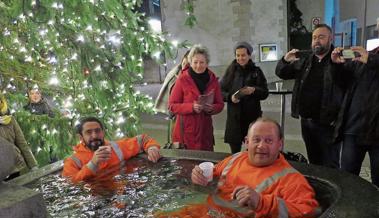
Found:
[188,44,210,64]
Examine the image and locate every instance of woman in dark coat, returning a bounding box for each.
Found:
[220,42,269,153]
[24,88,54,118]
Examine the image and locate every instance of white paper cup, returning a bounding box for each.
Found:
[199,162,214,182]
[276,82,283,91]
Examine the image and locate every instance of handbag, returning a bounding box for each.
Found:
[163,114,187,149]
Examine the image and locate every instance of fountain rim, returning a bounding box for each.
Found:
[7,149,379,218]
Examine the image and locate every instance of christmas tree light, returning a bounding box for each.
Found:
[0,0,180,166]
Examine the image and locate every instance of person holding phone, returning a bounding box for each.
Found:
[331,43,379,187]
[275,24,345,168]
[62,117,161,183]
[220,41,268,154]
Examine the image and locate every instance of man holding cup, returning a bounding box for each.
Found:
[191,118,319,217]
[62,117,161,183]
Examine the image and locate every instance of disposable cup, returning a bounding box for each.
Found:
[276,82,283,91]
[199,162,214,182]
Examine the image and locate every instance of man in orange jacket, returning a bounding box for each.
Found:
[189,117,319,218]
[62,117,161,183]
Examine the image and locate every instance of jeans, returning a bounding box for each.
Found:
[340,134,379,187]
[301,118,340,168]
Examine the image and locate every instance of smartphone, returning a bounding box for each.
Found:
[295,50,312,58]
[340,49,361,59]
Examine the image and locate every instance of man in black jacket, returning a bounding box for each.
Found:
[275,24,345,167]
[331,40,379,186]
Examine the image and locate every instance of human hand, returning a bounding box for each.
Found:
[240,86,255,95]
[91,145,112,165]
[193,102,203,113]
[232,186,261,210]
[331,47,345,63]
[231,94,240,103]
[284,49,300,62]
[191,165,209,186]
[147,146,161,163]
[203,103,214,114]
[351,46,369,64]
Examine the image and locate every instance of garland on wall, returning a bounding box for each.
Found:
[183,0,197,28]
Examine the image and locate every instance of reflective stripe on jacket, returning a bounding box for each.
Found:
[62,134,159,183]
[208,152,319,218]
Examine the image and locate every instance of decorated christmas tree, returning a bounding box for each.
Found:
[0,0,176,165]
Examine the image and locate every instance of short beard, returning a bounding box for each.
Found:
[312,43,330,55]
[85,138,105,151]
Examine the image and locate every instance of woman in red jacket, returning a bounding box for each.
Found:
[169,44,224,151]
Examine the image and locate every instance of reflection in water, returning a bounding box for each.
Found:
[29,157,214,217]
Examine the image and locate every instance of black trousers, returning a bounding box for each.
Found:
[301,118,340,168]
[229,143,242,154]
[340,134,379,187]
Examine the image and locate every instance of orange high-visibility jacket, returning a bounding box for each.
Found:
[62,134,159,183]
[208,152,319,218]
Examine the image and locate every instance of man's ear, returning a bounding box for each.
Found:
[278,139,284,151]
[77,133,83,142]
[244,136,249,145]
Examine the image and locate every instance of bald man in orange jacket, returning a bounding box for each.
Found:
[174,118,319,218]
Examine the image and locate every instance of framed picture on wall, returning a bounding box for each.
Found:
[259,44,278,62]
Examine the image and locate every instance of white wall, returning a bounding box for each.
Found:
[297,0,325,31]
[340,0,379,27]
[160,0,287,82]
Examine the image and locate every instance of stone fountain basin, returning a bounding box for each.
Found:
[8,149,379,218]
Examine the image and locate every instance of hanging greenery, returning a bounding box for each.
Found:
[0,0,179,166]
[289,0,309,33]
[183,0,197,28]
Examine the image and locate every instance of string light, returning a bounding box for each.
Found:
[0,0,180,163]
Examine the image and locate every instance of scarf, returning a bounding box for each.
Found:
[189,67,210,94]
[0,94,12,125]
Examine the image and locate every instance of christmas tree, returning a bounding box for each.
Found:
[0,0,176,165]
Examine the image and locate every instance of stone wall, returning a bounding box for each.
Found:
[160,0,288,82]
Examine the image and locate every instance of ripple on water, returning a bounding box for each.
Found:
[28,157,212,217]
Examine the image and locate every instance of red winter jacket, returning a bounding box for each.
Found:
[169,68,224,151]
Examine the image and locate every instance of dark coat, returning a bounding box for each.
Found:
[24,99,54,118]
[336,47,379,144]
[275,48,346,126]
[364,50,379,143]
[220,60,268,144]
[169,68,224,151]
